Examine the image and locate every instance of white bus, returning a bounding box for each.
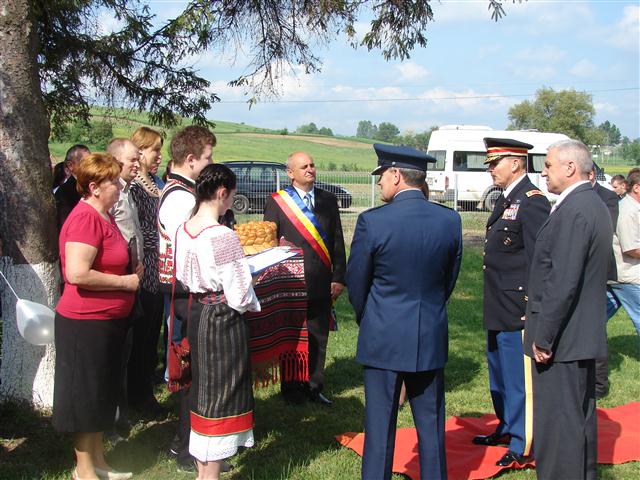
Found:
[426,125,611,210]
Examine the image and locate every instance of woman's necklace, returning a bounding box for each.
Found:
[135,171,159,197]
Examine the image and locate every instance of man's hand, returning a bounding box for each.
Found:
[532,343,552,364]
[330,282,345,300]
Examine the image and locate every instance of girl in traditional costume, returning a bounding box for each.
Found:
[174,164,260,479]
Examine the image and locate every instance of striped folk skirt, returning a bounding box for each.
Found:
[188,301,255,462]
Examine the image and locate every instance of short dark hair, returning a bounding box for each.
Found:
[398,168,426,188]
[64,144,90,165]
[170,125,216,166]
[611,174,626,183]
[627,170,640,192]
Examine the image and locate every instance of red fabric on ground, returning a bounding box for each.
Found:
[335,402,640,479]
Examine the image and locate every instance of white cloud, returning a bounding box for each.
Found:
[417,87,514,111]
[594,102,619,116]
[515,46,567,64]
[97,10,125,35]
[607,5,640,50]
[476,44,501,60]
[570,59,596,78]
[508,64,556,82]
[394,62,431,82]
[432,1,495,23]
[509,3,595,35]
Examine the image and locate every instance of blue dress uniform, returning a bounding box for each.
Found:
[347,144,462,480]
[476,138,550,465]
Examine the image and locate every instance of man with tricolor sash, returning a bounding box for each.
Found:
[473,138,550,468]
[264,151,346,406]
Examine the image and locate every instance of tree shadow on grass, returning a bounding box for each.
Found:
[0,396,185,479]
[239,392,365,480]
[0,400,70,479]
[445,354,481,393]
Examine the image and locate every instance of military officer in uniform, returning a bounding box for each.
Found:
[348,144,462,480]
[472,138,550,467]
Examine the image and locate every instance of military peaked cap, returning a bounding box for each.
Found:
[371,143,436,175]
[483,137,533,164]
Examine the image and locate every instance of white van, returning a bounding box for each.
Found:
[426,125,611,210]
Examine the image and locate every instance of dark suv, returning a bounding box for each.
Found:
[222,161,353,214]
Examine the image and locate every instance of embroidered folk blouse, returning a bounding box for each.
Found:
[174,223,260,314]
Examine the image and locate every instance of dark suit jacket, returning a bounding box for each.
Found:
[347,190,462,372]
[55,176,81,231]
[593,182,619,281]
[483,176,550,331]
[524,183,612,362]
[263,186,346,300]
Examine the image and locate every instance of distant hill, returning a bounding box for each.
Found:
[48,109,379,171]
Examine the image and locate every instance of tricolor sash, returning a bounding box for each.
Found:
[272,187,332,270]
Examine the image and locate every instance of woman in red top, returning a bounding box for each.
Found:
[53,153,142,480]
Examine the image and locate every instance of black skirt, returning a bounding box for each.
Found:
[52,313,128,433]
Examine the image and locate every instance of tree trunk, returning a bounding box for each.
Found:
[0,0,59,408]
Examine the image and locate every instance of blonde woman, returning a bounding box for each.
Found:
[128,127,166,413]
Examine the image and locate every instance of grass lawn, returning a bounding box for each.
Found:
[1,246,639,480]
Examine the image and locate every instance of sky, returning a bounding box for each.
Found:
[131,1,639,138]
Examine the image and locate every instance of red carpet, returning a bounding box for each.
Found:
[335,402,640,479]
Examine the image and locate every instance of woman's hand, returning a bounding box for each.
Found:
[65,241,141,292]
[122,273,140,292]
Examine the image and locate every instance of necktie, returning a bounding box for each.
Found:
[304,193,313,211]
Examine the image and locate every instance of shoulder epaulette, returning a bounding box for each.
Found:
[525,189,544,197]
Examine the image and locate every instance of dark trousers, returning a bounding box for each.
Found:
[307,297,331,392]
[486,330,533,456]
[362,367,446,480]
[115,326,133,428]
[594,353,609,396]
[281,297,331,396]
[171,294,196,459]
[533,359,597,480]
[127,288,164,404]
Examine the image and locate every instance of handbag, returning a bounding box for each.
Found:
[166,233,192,393]
[167,333,191,393]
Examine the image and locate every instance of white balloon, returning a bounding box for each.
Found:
[16,299,55,345]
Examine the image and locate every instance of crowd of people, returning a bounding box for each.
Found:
[48,124,638,480]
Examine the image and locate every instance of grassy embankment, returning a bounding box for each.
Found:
[48,112,379,172]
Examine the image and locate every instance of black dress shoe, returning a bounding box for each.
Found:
[308,391,333,406]
[496,451,532,467]
[472,432,511,446]
[282,389,307,405]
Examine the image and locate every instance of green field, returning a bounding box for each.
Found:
[49,112,637,178]
[1,244,638,480]
[48,112,380,172]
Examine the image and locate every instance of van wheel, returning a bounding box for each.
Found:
[484,190,502,211]
[232,194,250,214]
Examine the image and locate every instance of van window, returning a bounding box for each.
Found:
[427,150,446,171]
[530,154,546,173]
[453,151,486,172]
